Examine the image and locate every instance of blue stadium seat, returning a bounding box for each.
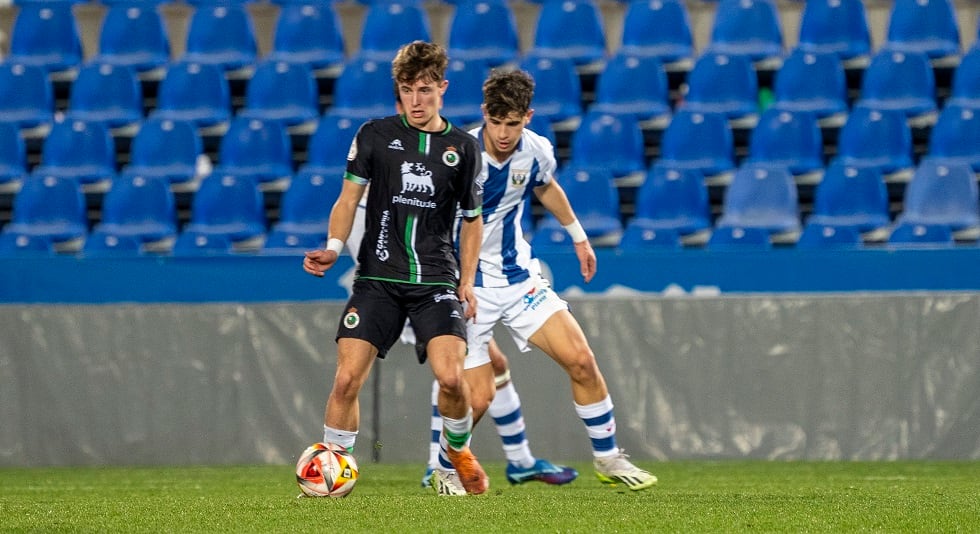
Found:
[261,229,326,255]
[807,159,891,239]
[303,113,359,175]
[182,173,267,250]
[716,163,801,241]
[836,105,914,182]
[441,59,491,129]
[857,49,938,127]
[66,62,144,137]
[928,103,980,173]
[33,118,117,193]
[358,1,431,62]
[126,117,204,192]
[182,4,258,79]
[657,108,736,185]
[884,0,961,64]
[619,0,694,73]
[529,0,607,72]
[533,164,622,247]
[707,0,784,69]
[0,232,55,257]
[93,172,178,250]
[796,222,862,249]
[797,0,871,68]
[214,117,293,192]
[745,108,824,184]
[93,3,171,82]
[682,51,759,128]
[519,54,583,132]
[172,230,235,256]
[771,48,849,128]
[568,110,646,186]
[589,52,671,131]
[81,230,144,257]
[152,61,232,138]
[0,122,27,194]
[887,222,954,247]
[6,2,83,81]
[896,159,980,240]
[946,46,980,110]
[706,225,772,250]
[447,0,520,68]
[268,2,346,79]
[623,163,711,245]
[329,55,395,121]
[0,62,54,139]
[272,170,343,242]
[3,173,88,252]
[237,60,320,135]
[619,226,682,249]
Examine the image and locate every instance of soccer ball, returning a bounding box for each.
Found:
[295,442,359,498]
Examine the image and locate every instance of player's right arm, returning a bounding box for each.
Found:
[303,179,366,277]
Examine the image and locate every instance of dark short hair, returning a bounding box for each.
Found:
[391,41,449,88]
[482,69,535,119]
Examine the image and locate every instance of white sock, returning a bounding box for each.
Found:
[574,395,618,458]
[427,379,440,469]
[489,381,535,468]
[323,425,358,451]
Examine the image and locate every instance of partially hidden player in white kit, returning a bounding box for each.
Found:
[423,68,657,494]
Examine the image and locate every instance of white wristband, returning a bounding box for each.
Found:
[325,238,345,254]
[563,219,588,243]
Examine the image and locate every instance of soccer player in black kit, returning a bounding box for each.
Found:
[302,41,490,495]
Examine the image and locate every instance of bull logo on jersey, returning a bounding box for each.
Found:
[400,162,435,196]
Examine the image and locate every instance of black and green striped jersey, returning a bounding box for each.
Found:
[344,114,483,287]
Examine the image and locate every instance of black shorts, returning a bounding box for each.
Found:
[336,279,467,360]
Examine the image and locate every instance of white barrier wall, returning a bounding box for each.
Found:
[3,293,978,467]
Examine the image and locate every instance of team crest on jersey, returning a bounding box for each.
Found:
[510,170,529,187]
[399,162,435,196]
[343,307,360,329]
[388,139,404,151]
[442,147,460,167]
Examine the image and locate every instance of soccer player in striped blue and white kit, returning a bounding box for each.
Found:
[427,69,657,492]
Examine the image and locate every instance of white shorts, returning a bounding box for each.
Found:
[464,272,568,369]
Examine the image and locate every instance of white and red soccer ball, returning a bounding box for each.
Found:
[295,442,359,498]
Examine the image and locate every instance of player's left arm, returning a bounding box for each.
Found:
[457,214,482,320]
[534,180,596,283]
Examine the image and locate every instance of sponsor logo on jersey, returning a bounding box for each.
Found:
[399,162,435,196]
[375,209,390,261]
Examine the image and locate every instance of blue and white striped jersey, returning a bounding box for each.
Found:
[468,125,558,288]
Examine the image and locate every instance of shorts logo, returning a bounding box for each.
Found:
[343,307,360,329]
[433,290,457,303]
[522,286,550,311]
[442,147,459,167]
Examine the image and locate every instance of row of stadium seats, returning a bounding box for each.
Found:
[1,148,978,256]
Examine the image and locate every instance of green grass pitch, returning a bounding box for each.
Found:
[2,461,978,532]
